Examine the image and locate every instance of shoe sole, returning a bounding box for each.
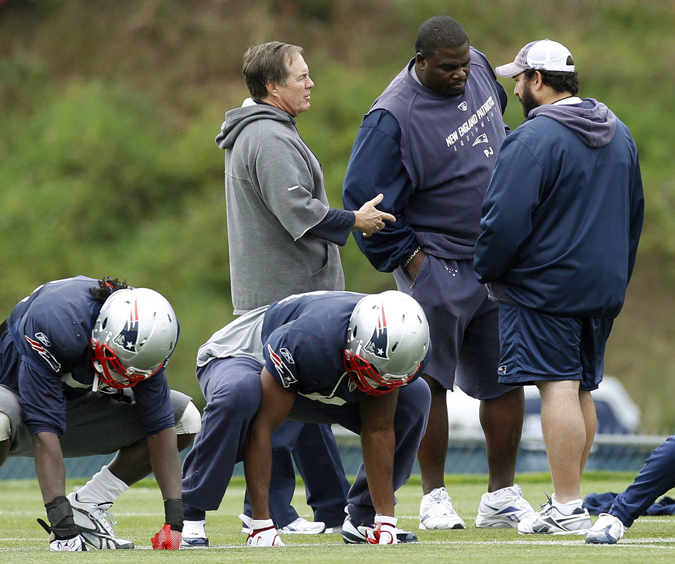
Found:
[342,531,365,544]
[80,531,134,549]
[519,527,590,535]
[585,534,618,544]
[419,522,465,530]
[181,538,210,547]
[475,520,517,529]
[281,523,326,535]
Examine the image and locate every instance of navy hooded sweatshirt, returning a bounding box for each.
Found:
[474,98,644,319]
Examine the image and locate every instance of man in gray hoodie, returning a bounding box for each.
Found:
[474,39,643,536]
[182,42,395,545]
[216,42,392,313]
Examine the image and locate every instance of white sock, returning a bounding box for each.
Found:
[551,494,583,515]
[75,465,129,505]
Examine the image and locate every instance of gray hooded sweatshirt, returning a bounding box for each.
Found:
[216,103,344,314]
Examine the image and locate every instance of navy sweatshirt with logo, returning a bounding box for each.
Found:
[342,48,508,272]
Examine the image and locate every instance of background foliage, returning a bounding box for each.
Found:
[1,0,675,431]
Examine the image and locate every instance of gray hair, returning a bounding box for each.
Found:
[242,41,304,100]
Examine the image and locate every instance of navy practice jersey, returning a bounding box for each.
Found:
[261,291,425,405]
[3,276,175,438]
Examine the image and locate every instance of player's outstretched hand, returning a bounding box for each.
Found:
[366,515,399,545]
[246,519,285,547]
[152,523,182,549]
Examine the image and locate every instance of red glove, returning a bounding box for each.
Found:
[366,515,398,545]
[246,519,284,547]
[151,524,182,550]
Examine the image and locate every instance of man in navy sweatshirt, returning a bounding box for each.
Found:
[343,15,536,532]
[474,39,644,535]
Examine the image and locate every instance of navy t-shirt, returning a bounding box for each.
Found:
[261,291,427,405]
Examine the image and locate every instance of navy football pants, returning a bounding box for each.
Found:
[181,356,430,526]
[609,435,675,528]
[241,419,351,528]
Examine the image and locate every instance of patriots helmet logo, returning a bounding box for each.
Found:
[363,305,389,361]
[113,299,140,354]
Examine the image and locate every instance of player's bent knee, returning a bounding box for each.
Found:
[175,401,202,435]
[0,412,11,442]
[0,412,11,466]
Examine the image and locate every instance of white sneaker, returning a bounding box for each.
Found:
[419,487,466,530]
[280,517,326,534]
[181,519,209,547]
[240,513,252,534]
[66,492,134,549]
[517,494,591,535]
[50,534,88,551]
[475,485,537,528]
[341,515,417,544]
[585,513,625,544]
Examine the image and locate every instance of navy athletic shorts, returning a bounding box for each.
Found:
[497,303,613,392]
[394,255,514,400]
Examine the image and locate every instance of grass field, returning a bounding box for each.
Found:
[1,473,674,563]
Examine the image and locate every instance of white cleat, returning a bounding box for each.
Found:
[585,513,625,544]
[67,492,133,549]
[419,487,466,530]
[517,494,591,535]
[475,484,537,528]
[280,517,326,534]
[341,515,417,544]
[181,519,209,547]
[50,534,88,551]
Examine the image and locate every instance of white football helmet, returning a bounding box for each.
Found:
[90,288,178,389]
[344,290,430,396]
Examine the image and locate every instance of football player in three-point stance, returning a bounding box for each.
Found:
[181,290,431,546]
[0,276,201,550]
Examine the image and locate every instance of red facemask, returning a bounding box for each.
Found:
[90,338,164,389]
[343,350,418,396]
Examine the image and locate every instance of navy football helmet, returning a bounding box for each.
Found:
[90,288,178,389]
[344,290,430,396]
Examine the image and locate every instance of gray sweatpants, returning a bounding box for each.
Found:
[0,384,191,458]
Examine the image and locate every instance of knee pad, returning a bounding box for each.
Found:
[175,401,202,435]
[0,412,11,441]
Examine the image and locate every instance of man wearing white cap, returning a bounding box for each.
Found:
[474,40,644,535]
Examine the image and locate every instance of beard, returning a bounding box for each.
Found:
[519,82,539,117]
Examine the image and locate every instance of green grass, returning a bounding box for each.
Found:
[1,473,674,562]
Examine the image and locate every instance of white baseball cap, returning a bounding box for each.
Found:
[496,39,575,78]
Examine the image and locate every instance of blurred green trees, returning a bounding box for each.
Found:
[1,0,674,430]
